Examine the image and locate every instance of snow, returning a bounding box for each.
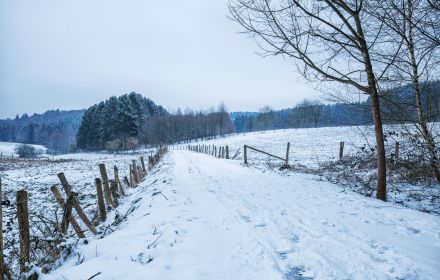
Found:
[187,126,405,168]
[0,141,47,157]
[0,149,155,277]
[44,151,440,280]
[186,126,440,214]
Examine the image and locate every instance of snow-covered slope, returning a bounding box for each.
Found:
[0,141,47,157]
[45,151,440,280]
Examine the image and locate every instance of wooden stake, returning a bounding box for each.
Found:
[285,142,290,165]
[129,164,133,187]
[140,156,146,174]
[50,185,85,238]
[244,145,248,164]
[57,173,98,235]
[132,160,139,184]
[110,180,119,206]
[395,142,400,162]
[0,178,4,279]
[99,164,115,208]
[71,198,98,235]
[95,178,106,222]
[57,172,72,195]
[16,190,30,273]
[60,194,73,234]
[339,141,345,160]
[114,166,125,196]
[226,146,229,159]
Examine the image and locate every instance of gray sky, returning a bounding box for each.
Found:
[0,0,317,119]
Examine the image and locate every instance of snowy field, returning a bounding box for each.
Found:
[0,141,47,157]
[0,144,156,277]
[44,151,440,280]
[183,125,440,214]
[186,126,411,168]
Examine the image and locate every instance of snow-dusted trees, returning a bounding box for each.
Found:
[76,92,166,150]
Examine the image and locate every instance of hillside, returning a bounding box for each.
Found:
[0,109,85,153]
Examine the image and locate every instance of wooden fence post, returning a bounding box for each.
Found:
[69,192,98,235]
[140,156,146,174]
[95,178,106,222]
[57,172,72,195]
[132,160,139,184]
[50,186,85,238]
[16,190,30,273]
[226,146,229,159]
[244,145,248,164]
[395,142,400,162]
[99,164,115,208]
[129,164,133,187]
[57,173,98,235]
[285,142,290,165]
[60,194,74,234]
[0,178,4,279]
[114,166,125,196]
[339,142,345,160]
[110,180,119,206]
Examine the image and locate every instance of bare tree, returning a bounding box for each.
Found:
[369,0,440,182]
[229,0,397,200]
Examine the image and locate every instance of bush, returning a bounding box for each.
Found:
[15,144,39,158]
[105,139,121,153]
[125,137,139,150]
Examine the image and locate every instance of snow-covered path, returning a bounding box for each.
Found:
[46,151,440,280]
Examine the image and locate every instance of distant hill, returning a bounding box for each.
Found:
[0,109,85,153]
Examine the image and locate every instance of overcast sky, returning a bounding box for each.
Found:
[0,0,318,119]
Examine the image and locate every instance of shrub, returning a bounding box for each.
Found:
[105,139,122,153]
[15,144,39,158]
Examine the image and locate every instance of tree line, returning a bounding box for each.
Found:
[76,93,234,151]
[0,110,84,153]
[140,104,234,145]
[232,80,440,133]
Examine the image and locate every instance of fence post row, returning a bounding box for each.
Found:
[2,147,168,276]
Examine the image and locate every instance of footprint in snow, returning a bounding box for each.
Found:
[241,215,251,223]
[407,227,420,234]
[284,267,313,280]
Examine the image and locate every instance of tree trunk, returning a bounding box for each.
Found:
[354,13,387,201]
[370,91,387,201]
